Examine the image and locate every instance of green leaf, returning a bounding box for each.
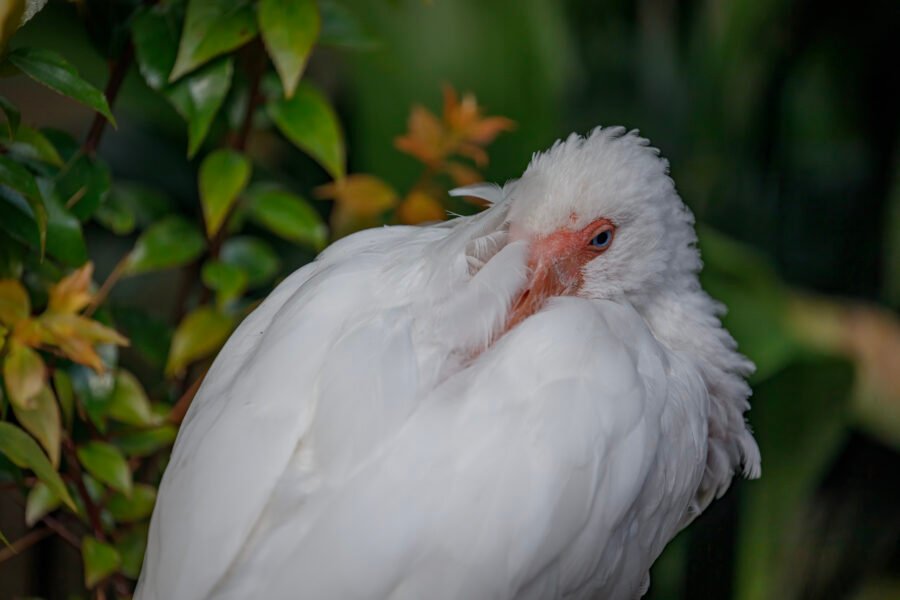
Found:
[246,184,327,250]
[0,155,46,254]
[0,125,63,166]
[77,441,132,496]
[25,480,62,527]
[0,95,20,139]
[133,7,234,156]
[0,422,76,510]
[55,153,111,221]
[111,307,171,368]
[202,259,247,307]
[112,425,176,457]
[259,0,320,98]
[124,216,206,276]
[11,385,61,468]
[53,369,74,430]
[170,0,258,81]
[40,179,88,266]
[107,370,156,427]
[107,483,156,523]
[68,363,115,432]
[7,48,116,125]
[117,524,148,579]
[165,305,234,377]
[82,536,121,589]
[268,82,345,179]
[221,236,280,287]
[168,58,234,157]
[199,148,251,237]
[3,339,45,409]
[318,0,377,50]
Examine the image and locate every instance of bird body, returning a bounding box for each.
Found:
[137,127,760,600]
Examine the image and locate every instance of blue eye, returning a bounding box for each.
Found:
[590,229,613,250]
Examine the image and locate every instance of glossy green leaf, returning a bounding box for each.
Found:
[202,259,247,307]
[0,422,76,510]
[0,95,20,139]
[170,0,258,81]
[112,425,176,457]
[107,369,156,427]
[246,184,327,250]
[0,125,63,166]
[107,483,156,522]
[0,155,46,254]
[165,305,234,376]
[3,339,45,409]
[68,363,115,432]
[11,385,61,468]
[117,524,148,579]
[221,236,280,288]
[318,0,377,50]
[259,0,320,98]
[169,59,234,157]
[55,153,111,221]
[7,48,115,125]
[199,148,251,237]
[53,369,74,429]
[133,7,234,156]
[268,82,345,179]
[124,216,206,276]
[77,441,132,496]
[82,536,121,589]
[25,480,61,526]
[40,179,88,266]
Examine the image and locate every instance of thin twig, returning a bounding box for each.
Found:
[41,514,82,549]
[62,437,107,542]
[83,43,135,156]
[169,369,207,425]
[0,528,52,563]
[85,253,131,317]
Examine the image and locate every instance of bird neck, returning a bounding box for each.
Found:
[636,286,760,497]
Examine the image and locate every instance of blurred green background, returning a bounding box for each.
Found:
[1,0,898,598]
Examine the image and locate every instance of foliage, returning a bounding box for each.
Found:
[0,0,387,596]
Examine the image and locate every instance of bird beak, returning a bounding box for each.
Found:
[505,230,585,331]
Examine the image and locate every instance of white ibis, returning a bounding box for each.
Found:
[136,127,760,600]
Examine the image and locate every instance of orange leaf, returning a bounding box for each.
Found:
[397,190,446,225]
[456,142,489,167]
[48,262,94,314]
[465,115,516,145]
[394,105,446,165]
[315,174,399,219]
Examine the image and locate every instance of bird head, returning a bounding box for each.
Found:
[500,127,701,328]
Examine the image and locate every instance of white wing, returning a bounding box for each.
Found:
[200,298,708,600]
[136,201,527,600]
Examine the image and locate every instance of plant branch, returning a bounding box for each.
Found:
[85,253,132,317]
[83,42,135,156]
[41,514,82,549]
[63,437,107,542]
[0,528,52,563]
[170,368,207,424]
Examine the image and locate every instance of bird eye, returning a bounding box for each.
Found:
[590,229,613,250]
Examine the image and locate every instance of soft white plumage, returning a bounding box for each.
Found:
[136,127,760,600]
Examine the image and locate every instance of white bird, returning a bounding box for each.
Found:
[136,127,760,600]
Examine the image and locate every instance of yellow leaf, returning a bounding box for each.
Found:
[0,279,30,325]
[397,190,446,225]
[3,339,45,409]
[38,313,127,372]
[315,174,398,218]
[0,0,25,53]
[11,384,61,468]
[48,262,94,314]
